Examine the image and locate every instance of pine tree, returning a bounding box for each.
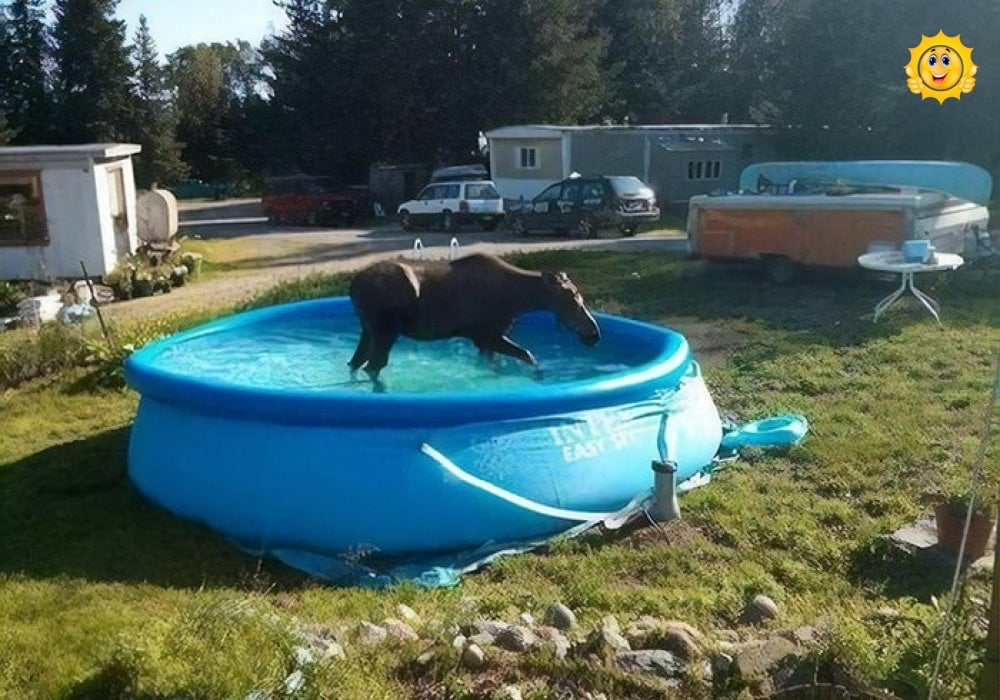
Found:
[5,0,51,143]
[51,0,134,143]
[128,15,187,187]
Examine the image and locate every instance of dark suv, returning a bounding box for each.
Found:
[262,175,370,226]
[508,175,660,238]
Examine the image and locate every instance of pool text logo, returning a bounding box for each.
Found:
[548,410,643,464]
[904,31,977,104]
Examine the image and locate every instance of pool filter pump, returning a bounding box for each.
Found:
[648,459,681,521]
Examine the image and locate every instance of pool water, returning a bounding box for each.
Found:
[149,316,657,394]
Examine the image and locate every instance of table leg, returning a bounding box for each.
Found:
[872,272,908,322]
[908,275,942,324]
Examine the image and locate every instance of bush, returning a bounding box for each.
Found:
[0,280,29,316]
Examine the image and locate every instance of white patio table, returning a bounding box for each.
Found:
[857,251,964,324]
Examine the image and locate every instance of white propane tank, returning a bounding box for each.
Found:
[136,188,179,243]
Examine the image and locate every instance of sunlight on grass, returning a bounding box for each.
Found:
[1,251,998,697]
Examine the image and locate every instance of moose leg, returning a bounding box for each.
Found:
[364,311,403,382]
[348,326,372,372]
[490,335,537,367]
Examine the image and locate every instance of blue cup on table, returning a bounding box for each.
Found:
[902,239,932,263]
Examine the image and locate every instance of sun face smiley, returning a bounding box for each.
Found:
[918,46,962,90]
[905,31,978,104]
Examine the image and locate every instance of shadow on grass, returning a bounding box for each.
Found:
[0,427,310,590]
[845,536,954,601]
[521,250,1000,355]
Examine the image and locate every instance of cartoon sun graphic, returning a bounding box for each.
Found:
[905,31,977,104]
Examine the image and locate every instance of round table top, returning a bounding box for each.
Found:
[857,250,964,273]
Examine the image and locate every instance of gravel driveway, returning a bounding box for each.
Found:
[102,199,687,322]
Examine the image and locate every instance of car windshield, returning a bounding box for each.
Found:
[464,183,500,200]
[606,176,652,197]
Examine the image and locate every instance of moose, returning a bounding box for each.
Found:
[348,253,600,384]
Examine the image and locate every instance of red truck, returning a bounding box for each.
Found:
[262,175,371,226]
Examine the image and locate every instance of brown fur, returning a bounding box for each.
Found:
[348,253,600,382]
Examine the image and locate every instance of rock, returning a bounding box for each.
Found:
[519,612,535,626]
[536,625,572,658]
[462,643,486,670]
[416,650,437,666]
[452,634,467,650]
[466,619,510,637]
[732,636,801,681]
[741,594,780,624]
[972,555,994,575]
[711,652,734,679]
[245,692,271,700]
[545,603,578,631]
[297,624,345,659]
[495,625,537,652]
[383,618,420,642]
[469,632,496,647]
[657,625,703,660]
[582,615,631,657]
[499,686,524,700]
[357,621,388,645]
[396,603,420,623]
[624,615,664,645]
[293,646,314,667]
[781,625,820,646]
[616,649,686,679]
[283,669,305,694]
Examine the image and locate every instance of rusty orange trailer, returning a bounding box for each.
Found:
[687,189,990,281]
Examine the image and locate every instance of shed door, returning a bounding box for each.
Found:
[107,167,131,258]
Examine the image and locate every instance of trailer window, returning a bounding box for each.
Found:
[0,173,47,246]
[518,147,539,170]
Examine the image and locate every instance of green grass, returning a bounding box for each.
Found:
[1,252,998,698]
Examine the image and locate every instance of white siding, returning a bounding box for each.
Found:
[0,156,139,280]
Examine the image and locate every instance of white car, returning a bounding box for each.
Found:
[397,180,504,232]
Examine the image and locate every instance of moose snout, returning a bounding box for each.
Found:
[580,328,600,346]
[578,312,601,346]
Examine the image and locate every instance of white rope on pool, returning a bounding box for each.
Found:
[420,442,614,523]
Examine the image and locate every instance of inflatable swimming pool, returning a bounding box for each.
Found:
[124,297,723,572]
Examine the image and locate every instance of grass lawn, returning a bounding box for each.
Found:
[1,251,998,698]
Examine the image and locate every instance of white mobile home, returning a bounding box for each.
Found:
[0,143,141,280]
[485,124,776,204]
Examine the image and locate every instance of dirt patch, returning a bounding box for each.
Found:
[664,320,748,369]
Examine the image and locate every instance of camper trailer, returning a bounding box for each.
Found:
[688,161,993,280]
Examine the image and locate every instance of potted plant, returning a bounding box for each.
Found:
[934,484,997,560]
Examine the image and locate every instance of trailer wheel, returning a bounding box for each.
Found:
[762,255,801,284]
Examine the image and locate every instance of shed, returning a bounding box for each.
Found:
[0,143,142,280]
[485,124,777,205]
[368,162,430,212]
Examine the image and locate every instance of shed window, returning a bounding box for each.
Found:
[687,160,721,181]
[518,147,538,169]
[0,172,47,246]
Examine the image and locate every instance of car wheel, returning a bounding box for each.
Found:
[441,210,455,233]
[577,215,595,239]
[400,210,414,231]
[479,219,499,232]
[620,225,637,237]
